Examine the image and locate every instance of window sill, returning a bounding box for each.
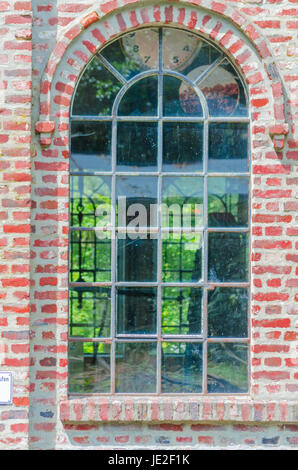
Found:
[60,397,297,424]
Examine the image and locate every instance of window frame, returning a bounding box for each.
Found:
[68,25,252,397]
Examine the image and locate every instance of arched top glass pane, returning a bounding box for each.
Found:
[118,76,158,116]
[72,27,248,119]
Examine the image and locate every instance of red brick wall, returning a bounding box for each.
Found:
[0,0,297,450]
[0,0,32,449]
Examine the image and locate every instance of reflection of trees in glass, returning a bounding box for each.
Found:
[72,57,122,116]
[162,287,202,335]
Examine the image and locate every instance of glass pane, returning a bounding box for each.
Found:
[163,76,203,117]
[117,233,157,282]
[117,122,157,171]
[162,342,202,393]
[115,342,156,393]
[208,123,248,173]
[163,28,221,75]
[162,287,202,335]
[199,60,248,117]
[162,28,202,73]
[102,29,159,81]
[117,176,157,227]
[118,76,158,116]
[71,56,122,116]
[69,287,111,338]
[70,175,111,228]
[117,287,157,335]
[207,343,248,393]
[162,176,203,228]
[163,123,203,172]
[208,232,248,282]
[208,177,249,227]
[70,121,112,172]
[70,230,111,282]
[162,232,203,282]
[208,287,248,337]
[68,341,110,393]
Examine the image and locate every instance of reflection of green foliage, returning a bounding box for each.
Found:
[70,231,111,282]
[70,175,111,228]
[72,57,122,116]
[162,287,202,335]
[69,288,111,338]
[162,233,202,282]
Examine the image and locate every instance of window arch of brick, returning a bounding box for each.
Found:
[32,2,295,423]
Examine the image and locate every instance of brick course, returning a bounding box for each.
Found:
[0,0,297,450]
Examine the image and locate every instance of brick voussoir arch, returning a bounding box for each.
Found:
[35,0,288,148]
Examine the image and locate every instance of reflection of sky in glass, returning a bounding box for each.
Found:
[116,176,157,201]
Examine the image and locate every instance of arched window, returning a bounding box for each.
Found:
[68,27,250,395]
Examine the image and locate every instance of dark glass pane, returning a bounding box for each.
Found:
[115,342,156,393]
[117,233,157,282]
[208,123,248,173]
[70,175,111,228]
[162,176,203,228]
[102,29,158,81]
[163,76,202,117]
[162,233,203,282]
[208,287,248,337]
[162,287,202,335]
[207,343,248,393]
[68,342,110,393]
[117,287,157,334]
[118,76,158,116]
[69,287,111,338]
[162,342,202,393]
[71,121,112,173]
[199,60,248,117]
[208,232,248,282]
[70,230,111,282]
[163,123,203,172]
[117,176,157,227]
[72,56,122,116]
[208,177,249,227]
[117,122,157,171]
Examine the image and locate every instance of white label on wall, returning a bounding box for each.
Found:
[0,372,13,404]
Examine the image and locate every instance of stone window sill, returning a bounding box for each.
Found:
[60,397,297,424]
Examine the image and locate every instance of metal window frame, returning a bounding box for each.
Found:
[68,26,251,396]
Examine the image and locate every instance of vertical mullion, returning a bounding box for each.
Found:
[111,118,117,393]
[202,116,209,395]
[156,28,163,395]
